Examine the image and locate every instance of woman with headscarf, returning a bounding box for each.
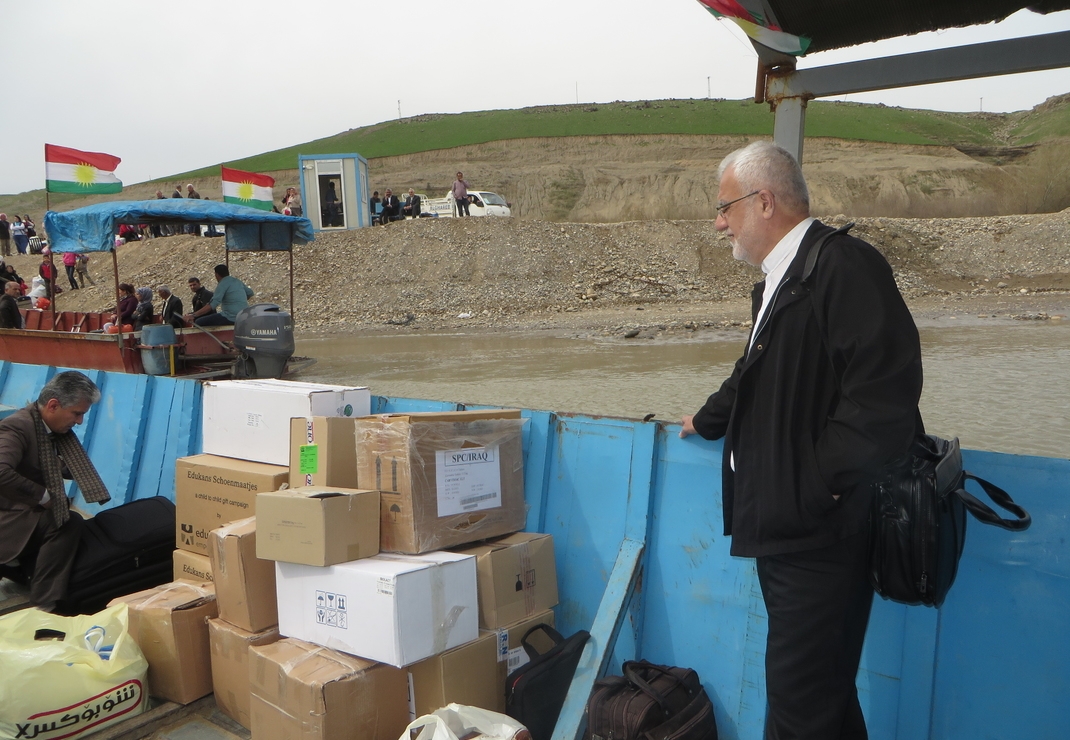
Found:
[10,216,28,255]
[117,283,138,325]
[131,287,155,330]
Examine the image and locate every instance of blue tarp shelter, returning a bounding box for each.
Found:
[43,200,314,253]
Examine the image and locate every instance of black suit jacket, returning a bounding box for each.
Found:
[0,294,21,329]
[381,195,400,217]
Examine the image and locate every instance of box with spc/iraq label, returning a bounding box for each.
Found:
[202,379,370,466]
[354,410,526,554]
[175,454,289,555]
[275,551,478,667]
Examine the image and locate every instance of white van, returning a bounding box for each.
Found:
[421,190,512,218]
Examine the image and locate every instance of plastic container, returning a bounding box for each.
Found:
[140,324,179,375]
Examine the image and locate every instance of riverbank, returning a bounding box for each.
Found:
[9,209,1069,336]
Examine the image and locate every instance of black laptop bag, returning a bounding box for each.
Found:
[506,623,591,740]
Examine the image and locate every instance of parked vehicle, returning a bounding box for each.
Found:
[421,190,512,218]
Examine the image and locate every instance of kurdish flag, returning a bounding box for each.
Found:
[222,167,275,211]
[697,0,810,56]
[45,144,123,194]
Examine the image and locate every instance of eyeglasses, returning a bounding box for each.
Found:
[716,191,760,217]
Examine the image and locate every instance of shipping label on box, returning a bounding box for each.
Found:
[354,411,527,553]
[203,380,370,466]
[175,454,288,555]
[173,549,214,583]
[452,532,559,629]
[108,581,218,705]
[209,517,278,633]
[256,487,380,567]
[249,638,409,740]
[208,619,279,730]
[275,552,478,667]
[289,417,359,489]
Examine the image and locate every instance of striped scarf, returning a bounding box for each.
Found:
[30,404,111,526]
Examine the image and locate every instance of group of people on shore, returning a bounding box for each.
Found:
[0,214,39,256]
[369,187,422,224]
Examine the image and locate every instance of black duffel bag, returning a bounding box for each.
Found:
[870,434,1031,607]
[585,660,717,740]
[506,624,590,740]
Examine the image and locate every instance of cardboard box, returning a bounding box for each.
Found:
[109,581,218,704]
[203,379,370,465]
[354,410,526,553]
[209,517,278,633]
[175,454,289,555]
[208,619,280,729]
[249,638,408,740]
[492,609,556,702]
[289,416,359,489]
[173,549,214,583]
[276,551,478,667]
[257,487,380,567]
[453,532,559,629]
[407,631,500,720]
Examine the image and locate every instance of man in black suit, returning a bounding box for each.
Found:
[403,189,421,219]
[379,189,401,225]
[681,141,922,739]
[0,280,22,328]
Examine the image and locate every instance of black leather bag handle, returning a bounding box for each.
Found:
[957,473,1032,531]
[520,623,564,661]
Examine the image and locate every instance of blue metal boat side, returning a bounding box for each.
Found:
[2,374,1065,738]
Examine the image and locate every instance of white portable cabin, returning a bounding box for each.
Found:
[298,153,371,231]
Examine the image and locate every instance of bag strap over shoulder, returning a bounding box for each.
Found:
[958,473,1032,530]
[801,222,855,285]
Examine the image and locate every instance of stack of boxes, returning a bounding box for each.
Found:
[112,379,562,738]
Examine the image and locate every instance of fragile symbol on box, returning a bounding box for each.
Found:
[315,590,348,628]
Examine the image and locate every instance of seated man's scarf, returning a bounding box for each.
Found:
[30,404,111,526]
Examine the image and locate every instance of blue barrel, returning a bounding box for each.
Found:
[140,324,178,375]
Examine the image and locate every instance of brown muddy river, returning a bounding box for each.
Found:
[296,320,1070,459]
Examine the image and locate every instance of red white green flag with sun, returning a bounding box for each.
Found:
[221,167,275,211]
[696,0,810,56]
[45,144,123,194]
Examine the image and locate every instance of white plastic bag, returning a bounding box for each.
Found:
[0,604,148,740]
[403,704,530,740]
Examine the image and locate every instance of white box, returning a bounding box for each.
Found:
[275,551,478,667]
[202,380,370,465]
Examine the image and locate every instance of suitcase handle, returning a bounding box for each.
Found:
[622,661,689,716]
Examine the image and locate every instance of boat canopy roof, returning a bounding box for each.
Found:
[44,199,315,253]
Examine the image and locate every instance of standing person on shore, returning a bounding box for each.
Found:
[10,215,28,255]
[74,254,94,287]
[186,264,252,327]
[0,215,10,257]
[452,172,470,217]
[679,141,922,740]
[61,251,79,290]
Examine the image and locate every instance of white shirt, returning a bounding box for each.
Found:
[749,217,814,352]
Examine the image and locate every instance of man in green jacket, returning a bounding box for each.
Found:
[187,264,253,327]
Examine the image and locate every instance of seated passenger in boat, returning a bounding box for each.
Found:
[187,264,253,327]
[131,287,155,331]
[117,284,137,325]
[158,285,185,330]
[188,277,213,315]
[0,261,25,294]
[0,281,23,329]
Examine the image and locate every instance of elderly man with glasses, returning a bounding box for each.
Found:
[681,141,923,739]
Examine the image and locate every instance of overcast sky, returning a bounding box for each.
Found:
[3,2,1069,196]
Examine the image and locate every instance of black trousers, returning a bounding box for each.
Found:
[21,509,84,608]
[756,530,874,740]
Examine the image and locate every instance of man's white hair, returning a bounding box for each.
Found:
[719,141,810,215]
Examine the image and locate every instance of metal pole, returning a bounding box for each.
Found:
[112,249,124,356]
[289,248,295,323]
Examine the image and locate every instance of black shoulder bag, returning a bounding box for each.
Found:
[802,224,1032,608]
[506,624,590,740]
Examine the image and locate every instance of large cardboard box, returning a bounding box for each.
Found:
[209,517,278,633]
[289,416,359,489]
[203,379,370,465]
[256,487,380,567]
[173,549,214,583]
[492,609,556,701]
[208,619,280,729]
[109,581,218,704]
[275,551,478,667]
[453,532,559,629]
[175,454,289,555]
[407,631,500,720]
[249,638,408,740]
[354,410,526,553]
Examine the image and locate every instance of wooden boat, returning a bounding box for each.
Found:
[0,200,316,378]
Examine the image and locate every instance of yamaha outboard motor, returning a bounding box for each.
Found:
[232,304,295,379]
